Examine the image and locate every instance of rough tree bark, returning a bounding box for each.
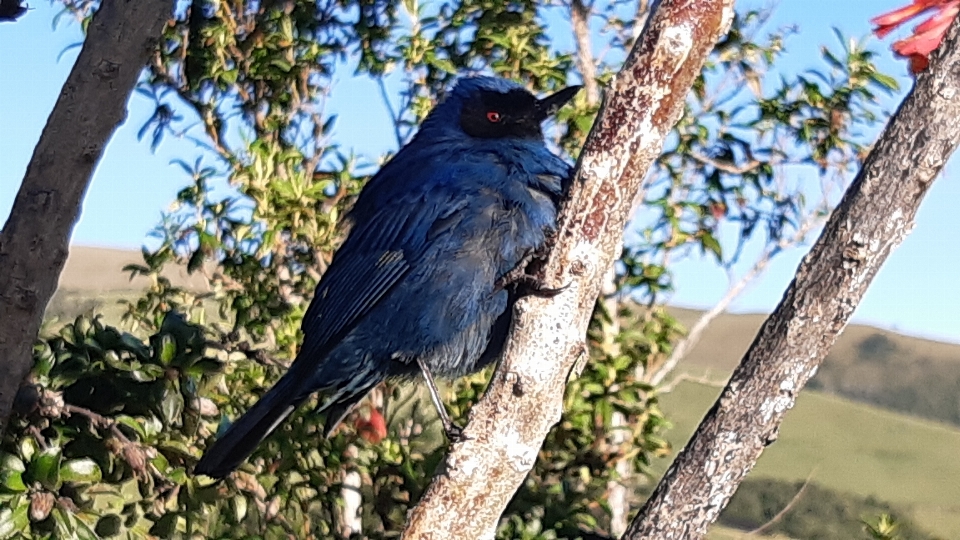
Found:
[623,15,960,540]
[0,0,172,438]
[569,2,631,533]
[401,0,735,537]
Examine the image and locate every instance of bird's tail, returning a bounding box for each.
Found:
[195,364,382,478]
[195,372,306,479]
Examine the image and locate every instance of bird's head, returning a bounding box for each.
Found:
[426,77,582,141]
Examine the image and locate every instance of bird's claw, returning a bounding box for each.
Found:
[510,275,569,298]
[493,265,530,294]
[442,421,470,443]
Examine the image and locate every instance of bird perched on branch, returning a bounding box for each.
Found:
[195,76,581,478]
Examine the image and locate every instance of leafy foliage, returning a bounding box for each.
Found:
[2,0,899,538]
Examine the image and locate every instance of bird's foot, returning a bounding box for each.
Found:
[512,275,569,298]
[441,420,470,443]
[494,261,534,293]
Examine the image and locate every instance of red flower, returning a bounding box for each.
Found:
[871,0,960,73]
[355,408,388,444]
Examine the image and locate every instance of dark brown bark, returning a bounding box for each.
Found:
[401,1,734,538]
[0,0,171,438]
[623,16,960,540]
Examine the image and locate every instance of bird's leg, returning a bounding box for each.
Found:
[416,357,465,441]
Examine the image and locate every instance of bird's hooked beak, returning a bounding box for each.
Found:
[537,85,582,120]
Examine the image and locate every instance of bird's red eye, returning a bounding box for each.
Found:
[486,111,502,123]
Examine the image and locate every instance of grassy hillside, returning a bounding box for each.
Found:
[666,307,960,378]
[656,381,960,539]
[663,307,960,428]
[46,246,211,325]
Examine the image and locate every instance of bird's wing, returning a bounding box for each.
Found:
[196,175,469,477]
[295,179,467,364]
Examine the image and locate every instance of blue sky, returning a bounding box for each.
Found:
[2,0,959,344]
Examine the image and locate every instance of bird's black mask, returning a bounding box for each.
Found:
[459,85,582,140]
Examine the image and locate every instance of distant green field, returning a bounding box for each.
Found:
[655,381,960,539]
[708,526,792,540]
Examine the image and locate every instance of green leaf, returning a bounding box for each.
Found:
[161,388,185,423]
[72,512,100,540]
[221,69,239,85]
[0,501,29,538]
[95,514,123,538]
[115,415,148,439]
[231,494,248,523]
[30,447,62,491]
[0,469,26,492]
[427,55,457,74]
[118,478,143,504]
[151,514,178,538]
[270,58,292,72]
[159,334,177,366]
[60,458,102,484]
[700,232,723,262]
[870,72,900,92]
[86,484,126,514]
[0,453,24,474]
[119,333,150,358]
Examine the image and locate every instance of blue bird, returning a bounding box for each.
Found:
[194,77,581,478]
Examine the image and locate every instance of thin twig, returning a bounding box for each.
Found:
[747,468,818,536]
[687,151,762,175]
[649,210,821,387]
[63,403,133,445]
[658,372,725,393]
[378,77,404,148]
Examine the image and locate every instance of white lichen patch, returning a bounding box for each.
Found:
[447,448,482,477]
[502,426,538,472]
[759,395,792,422]
[884,208,905,233]
[581,153,621,188]
[659,23,694,74]
[720,3,736,34]
[636,118,660,148]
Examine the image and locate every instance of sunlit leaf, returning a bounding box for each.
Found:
[61,458,103,484]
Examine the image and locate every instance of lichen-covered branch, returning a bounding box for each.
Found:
[624,14,960,540]
[401,1,735,537]
[0,0,172,438]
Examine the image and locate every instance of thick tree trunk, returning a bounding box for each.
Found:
[400,1,734,538]
[623,16,960,540]
[0,0,171,438]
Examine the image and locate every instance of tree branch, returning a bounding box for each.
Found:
[570,0,601,106]
[568,0,635,534]
[0,0,172,438]
[623,14,960,540]
[400,1,734,537]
